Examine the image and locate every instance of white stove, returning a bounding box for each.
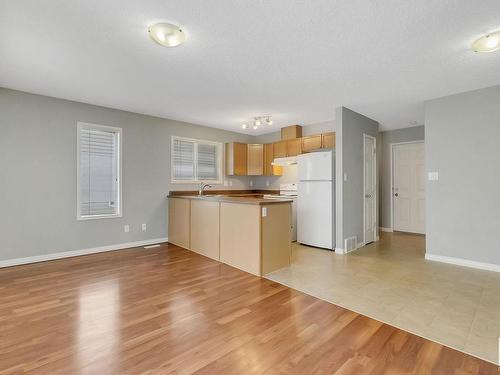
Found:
[263,184,298,241]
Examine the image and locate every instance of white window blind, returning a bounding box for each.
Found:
[78,123,122,219]
[171,137,221,183]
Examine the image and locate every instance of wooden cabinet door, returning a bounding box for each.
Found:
[190,200,220,260]
[286,138,302,156]
[321,133,335,149]
[247,144,264,175]
[264,143,283,176]
[168,198,190,249]
[302,135,322,152]
[264,143,274,176]
[226,142,247,175]
[273,141,287,158]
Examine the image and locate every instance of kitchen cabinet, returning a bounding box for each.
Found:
[286,138,302,156]
[247,144,264,175]
[168,198,190,249]
[301,134,322,152]
[226,142,247,175]
[190,199,220,260]
[322,132,335,148]
[281,125,302,140]
[273,141,287,158]
[264,143,283,176]
[219,201,291,276]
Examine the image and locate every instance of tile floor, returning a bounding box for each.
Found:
[265,232,500,364]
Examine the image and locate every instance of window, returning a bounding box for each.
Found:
[171,136,222,183]
[77,122,122,220]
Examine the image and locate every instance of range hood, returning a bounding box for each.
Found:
[272,156,298,166]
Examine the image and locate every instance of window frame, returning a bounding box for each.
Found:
[77,122,123,221]
[170,136,223,184]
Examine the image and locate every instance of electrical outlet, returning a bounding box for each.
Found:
[141,223,147,231]
[250,180,254,187]
[428,171,439,181]
[229,180,233,187]
[266,180,270,187]
[262,207,267,217]
[124,225,130,233]
[224,180,229,187]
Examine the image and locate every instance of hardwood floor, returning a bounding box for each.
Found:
[0,243,497,374]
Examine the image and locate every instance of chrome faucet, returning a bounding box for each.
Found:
[198,182,212,196]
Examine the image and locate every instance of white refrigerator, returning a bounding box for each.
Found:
[297,151,334,249]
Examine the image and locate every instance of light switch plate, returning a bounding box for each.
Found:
[428,172,439,181]
[343,173,348,182]
[124,225,130,233]
[141,223,147,231]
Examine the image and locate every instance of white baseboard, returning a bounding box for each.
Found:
[379,227,393,232]
[334,248,345,254]
[0,237,169,268]
[425,253,500,273]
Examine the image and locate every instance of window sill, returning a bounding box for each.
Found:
[77,213,123,221]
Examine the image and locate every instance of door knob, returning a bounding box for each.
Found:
[395,193,399,197]
[365,194,371,198]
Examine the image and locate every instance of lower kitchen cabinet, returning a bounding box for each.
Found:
[167,197,191,249]
[220,203,261,276]
[190,199,220,260]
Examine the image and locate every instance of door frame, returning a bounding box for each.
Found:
[390,140,425,232]
[363,134,377,245]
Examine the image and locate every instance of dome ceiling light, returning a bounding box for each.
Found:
[471,30,500,53]
[148,22,186,47]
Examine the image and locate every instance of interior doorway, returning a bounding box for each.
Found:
[363,134,377,244]
[391,141,425,234]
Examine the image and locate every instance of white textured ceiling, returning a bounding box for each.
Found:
[1,1,500,134]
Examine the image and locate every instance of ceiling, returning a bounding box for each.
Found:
[1,1,500,134]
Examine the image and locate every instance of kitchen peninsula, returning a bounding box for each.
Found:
[167,192,292,276]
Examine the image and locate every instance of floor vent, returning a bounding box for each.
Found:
[144,244,161,249]
[344,236,358,252]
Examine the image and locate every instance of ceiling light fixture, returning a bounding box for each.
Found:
[242,115,272,130]
[471,30,500,53]
[148,22,186,47]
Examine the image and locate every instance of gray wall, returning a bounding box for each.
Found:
[336,107,379,250]
[0,88,254,261]
[425,85,500,265]
[379,126,425,228]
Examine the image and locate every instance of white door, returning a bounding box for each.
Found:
[393,142,425,234]
[363,135,377,244]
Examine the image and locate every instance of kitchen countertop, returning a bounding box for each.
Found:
[167,193,292,205]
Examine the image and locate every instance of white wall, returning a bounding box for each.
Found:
[425,84,500,266]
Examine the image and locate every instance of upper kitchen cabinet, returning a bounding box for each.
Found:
[226,142,247,175]
[273,140,287,158]
[264,143,283,176]
[301,134,322,152]
[247,144,264,175]
[281,125,302,140]
[286,138,302,156]
[321,132,335,148]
